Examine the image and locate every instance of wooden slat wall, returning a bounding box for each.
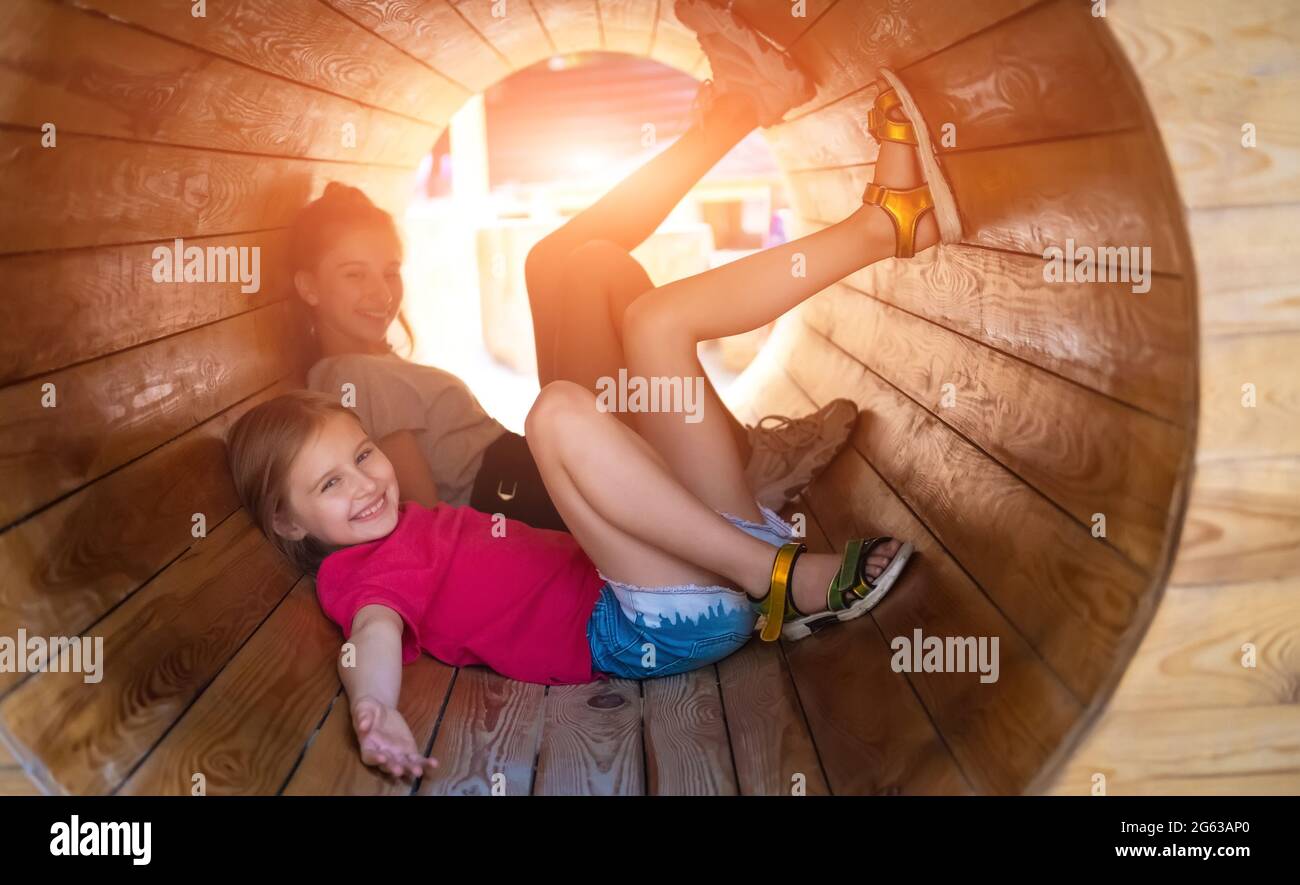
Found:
[730,0,1200,794]
[2,0,1292,796]
[1042,0,1300,794]
[0,0,431,794]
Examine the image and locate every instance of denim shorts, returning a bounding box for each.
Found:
[586,504,797,680]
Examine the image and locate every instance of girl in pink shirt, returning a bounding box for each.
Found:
[226,23,952,779]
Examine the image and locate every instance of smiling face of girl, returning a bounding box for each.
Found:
[295,225,404,352]
[273,410,402,548]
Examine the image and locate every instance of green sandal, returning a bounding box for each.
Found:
[754,538,914,642]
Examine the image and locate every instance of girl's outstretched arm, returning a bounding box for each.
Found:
[340,604,438,780]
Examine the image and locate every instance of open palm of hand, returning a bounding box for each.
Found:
[351,696,439,780]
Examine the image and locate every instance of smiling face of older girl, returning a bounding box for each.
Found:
[294,225,404,352]
[273,410,402,548]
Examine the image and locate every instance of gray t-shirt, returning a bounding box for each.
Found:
[306,352,507,507]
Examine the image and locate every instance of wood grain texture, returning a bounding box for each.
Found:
[0,303,298,528]
[1037,0,1300,795]
[1170,458,1300,586]
[735,369,972,793]
[454,0,554,70]
[643,666,736,794]
[1047,704,1300,795]
[532,0,602,54]
[0,231,288,386]
[283,657,454,795]
[532,678,644,795]
[322,0,510,92]
[781,318,1154,701]
[763,85,881,173]
[1198,332,1300,460]
[0,132,412,254]
[901,0,1142,152]
[1190,205,1300,336]
[716,638,830,796]
[804,282,1188,572]
[1106,0,1300,209]
[416,666,545,795]
[1100,579,1300,713]
[0,511,298,795]
[0,0,439,165]
[943,131,1187,273]
[0,381,295,694]
[784,492,973,794]
[821,229,1193,423]
[68,0,465,123]
[118,579,340,795]
[747,364,1077,794]
[785,0,1042,117]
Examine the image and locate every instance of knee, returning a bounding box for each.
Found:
[524,380,597,444]
[621,290,683,353]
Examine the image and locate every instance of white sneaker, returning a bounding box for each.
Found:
[674,0,815,127]
[744,398,858,509]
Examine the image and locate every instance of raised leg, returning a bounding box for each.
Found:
[524,94,758,385]
[619,137,935,521]
[525,381,900,613]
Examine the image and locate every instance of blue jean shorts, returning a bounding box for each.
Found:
[586,504,797,680]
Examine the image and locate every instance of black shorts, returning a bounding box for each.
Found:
[468,431,568,532]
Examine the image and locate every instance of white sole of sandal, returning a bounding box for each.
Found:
[780,541,914,641]
[876,67,963,245]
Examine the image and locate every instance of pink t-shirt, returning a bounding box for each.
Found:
[315,502,606,685]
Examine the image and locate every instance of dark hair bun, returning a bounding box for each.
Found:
[321,181,375,207]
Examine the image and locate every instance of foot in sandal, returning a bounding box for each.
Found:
[859,69,963,258]
[751,537,914,641]
[675,0,814,127]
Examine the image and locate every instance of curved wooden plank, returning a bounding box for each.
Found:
[416,667,546,796]
[118,579,340,795]
[0,303,299,528]
[283,656,455,795]
[0,0,439,165]
[0,231,288,386]
[804,282,1186,572]
[0,511,298,795]
[0,380,296,694]
[68,0,465,122]
[0,132,412,254]
[533,679,644,796]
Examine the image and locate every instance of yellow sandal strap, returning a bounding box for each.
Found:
[761,542,806,642]
[862,182,935,259]
[867,88,917,145]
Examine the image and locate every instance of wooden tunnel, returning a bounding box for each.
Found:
[1,0,1296,796]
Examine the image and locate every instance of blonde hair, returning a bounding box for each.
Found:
[225,389,363,574]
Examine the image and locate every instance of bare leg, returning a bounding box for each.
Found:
[621,138,935,520]
[548,239,750,457]
[524,381,900,613]
[524,93,758,386]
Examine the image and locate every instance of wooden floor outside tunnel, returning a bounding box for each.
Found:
[1,0,1297,795]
